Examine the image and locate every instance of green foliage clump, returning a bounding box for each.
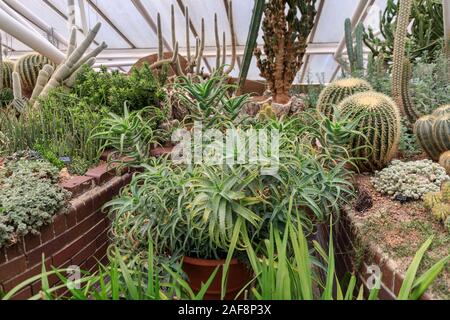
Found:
[316,78,373,119]
[372,159,449,200]
[0,88,13,108]
[33,143,65,170]
[73,64,166,115]
[0,159,70,247]
[337,91,401,172]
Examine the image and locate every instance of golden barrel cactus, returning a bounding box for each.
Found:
[317,78,373,119]
[338,91,401,172]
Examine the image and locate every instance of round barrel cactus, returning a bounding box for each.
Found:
[433,115,450,152]
[317,78,373,119]
[439,151,450,175]
[14,53,56,93]
[338,91,401,172]
[1,60,14,88]
[432,105,450,117]
[414,115,442,161]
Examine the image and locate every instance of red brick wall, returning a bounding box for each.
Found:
[0,166,132,299]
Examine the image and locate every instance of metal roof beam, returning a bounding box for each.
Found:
[85,0,136,48]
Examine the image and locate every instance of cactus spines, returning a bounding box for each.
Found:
[316,78,373,119]
[338,91,401,172]
[433,115,450,153]
[0,32,3,91]
[29,64,54,106]
[14,53,56,93]
[439,151,450,175]
[223,0,237,75]
[33,23,107,108]
[10,71,26,113]
[1,60,13,89]
[344,18,364,75]
[432,105,450,117]
[258,104,277,121]
[423,192,443,210]
[431,203,450,222]
[414,115,442,161]
[254,0,317,103]
[442,181,450,203]
[391,0,413,121]
[400,58,419,124]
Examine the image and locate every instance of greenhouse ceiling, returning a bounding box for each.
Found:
[0,0,401,83]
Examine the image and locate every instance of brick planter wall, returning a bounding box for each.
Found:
[333,211,432,300]
[0,163,132,300]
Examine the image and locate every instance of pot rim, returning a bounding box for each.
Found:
[183,256,239,267]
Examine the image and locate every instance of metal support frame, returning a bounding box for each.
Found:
[3,0,68,47]
[130,0,173,52]
[0,7,64,63]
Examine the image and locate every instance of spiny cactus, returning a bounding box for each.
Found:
[338,91,401,172]
[423,192,443,210]
[433,115,450,152]
[344,18,364,75]
[414,115,442,161]
[391,0,415,125]
[14,53,56,93]
[432,105,450,117]
[257,104,277,121]
[317,78,373,119]
[150,2,236,78]
[29,64,54,106]
[10,71,27,113]
[442,181,450,203]
[254,0,317,103]
[432,203,450,222]
[440,150,450,175]
[32,23,107,108]
[1,60,13,89]
[399,58,419,124]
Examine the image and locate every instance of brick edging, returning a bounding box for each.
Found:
[334,210,433,300]
[0,159,133,299]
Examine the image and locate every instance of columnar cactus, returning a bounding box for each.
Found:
[344,18,364,75]
[391,0,416,124]
[33,23,107,108]
[338,91,401,172]
[316,78,373,119]
[10,71,26,113]
[439,151,450,175]
[254,0,317,103]
[14,53,56,93]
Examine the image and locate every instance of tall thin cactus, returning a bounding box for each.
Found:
[391,0,417,125]
[345,18,364,75]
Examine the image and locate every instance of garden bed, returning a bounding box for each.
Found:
[335,175,449,300]
[0,160,132,299]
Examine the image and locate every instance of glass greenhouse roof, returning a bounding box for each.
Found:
[0,0,390,83]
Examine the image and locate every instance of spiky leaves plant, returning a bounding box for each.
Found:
[316,78,373,119]
[338,91,401,172]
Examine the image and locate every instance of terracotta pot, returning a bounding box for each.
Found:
[182,256,252,300]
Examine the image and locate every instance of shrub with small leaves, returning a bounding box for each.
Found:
[371,160,449,200]
[0,159,70,247]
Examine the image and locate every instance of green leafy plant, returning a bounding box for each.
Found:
[89,104,163,167]
[33,143,65,171]
[73,64,166,115]
[1,243,218,300]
